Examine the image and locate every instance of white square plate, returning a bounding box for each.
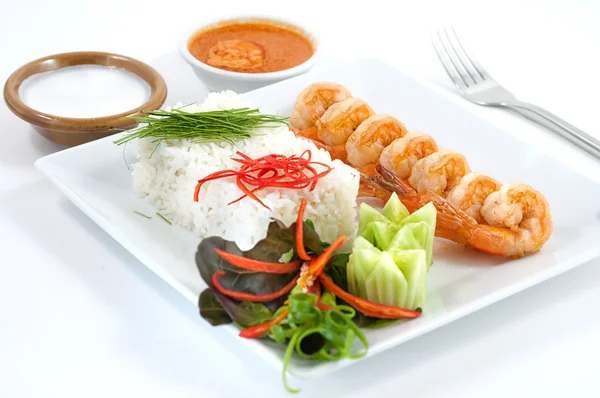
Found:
[35,58,600,379]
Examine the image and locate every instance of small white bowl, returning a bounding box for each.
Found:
[178,14,319,93]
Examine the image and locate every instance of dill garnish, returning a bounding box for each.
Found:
[113,108,288,147]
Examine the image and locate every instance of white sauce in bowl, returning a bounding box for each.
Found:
[18,65,151,118]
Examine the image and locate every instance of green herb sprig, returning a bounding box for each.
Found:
[113,108,289,147]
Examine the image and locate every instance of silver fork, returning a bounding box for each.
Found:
[431,26,600,159]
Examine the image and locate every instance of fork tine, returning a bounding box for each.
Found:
[430,29,469,91]
[438,27,478,86]
[448,26,489,81]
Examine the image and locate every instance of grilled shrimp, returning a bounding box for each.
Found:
[345,115,408,167]
[368,164,553,257]
[446,173,502,224]
[290,82,352,130]
[408,149,471,196]
[480,184,553,253]
[379,132,439,180]
[316,97,376,146]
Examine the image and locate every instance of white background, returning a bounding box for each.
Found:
[2,0,600,396]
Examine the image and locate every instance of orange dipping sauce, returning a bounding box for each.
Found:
[188,22,314,74]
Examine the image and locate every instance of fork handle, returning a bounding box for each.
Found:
[505,101,600,159]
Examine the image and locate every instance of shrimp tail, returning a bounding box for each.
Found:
[425,194,478,246]
[374,163,418,198]
[294,127,348,162]
[293,126,319,140]
[371,163,478,246]
[358,176,393,202]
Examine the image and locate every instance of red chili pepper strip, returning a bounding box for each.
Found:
[307,283,334,311]
[193,171,239,201]
[318,274,421,319]
[231,176,270,210]
[239,307,289,339]
[227,185,262,206]
[194,184,201,202]
[214,248,302,274]
[233,151,253,162]
[212,271,299,302]
[295,199,312,261]
[298,236,346,288]
[307,283,321,297]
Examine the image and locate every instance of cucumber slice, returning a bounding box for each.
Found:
[389,249,428,309]
[364,251,409,307]
[399,202,437,230]
[370,220,398,251]
[392,222,434,267]
[347,236,381,298]
[381,192,410,224]
[349,196,437,313]
[390,224,421,250]
[399,202,437,266]
[358,202,389,241]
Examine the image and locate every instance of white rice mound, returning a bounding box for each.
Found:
[131,91,360,251]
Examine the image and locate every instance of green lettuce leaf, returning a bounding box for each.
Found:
[279,248,295,263]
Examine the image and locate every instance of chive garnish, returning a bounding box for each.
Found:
[113,108,289,147]
[156,212,172,225]
[133,210,152,219]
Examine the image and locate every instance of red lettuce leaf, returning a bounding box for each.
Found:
[195,219,324,314]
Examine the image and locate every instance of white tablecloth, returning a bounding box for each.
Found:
[2,0,600,396]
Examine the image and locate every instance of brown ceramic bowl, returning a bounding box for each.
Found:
[4,51,167,147]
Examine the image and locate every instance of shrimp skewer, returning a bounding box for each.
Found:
[345,115,408,167]
[290,82,553,257]
[370,164,553,257]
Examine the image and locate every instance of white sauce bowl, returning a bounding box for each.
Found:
[178,14,320,93]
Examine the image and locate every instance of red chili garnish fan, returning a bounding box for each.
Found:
[193,150,333,210]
